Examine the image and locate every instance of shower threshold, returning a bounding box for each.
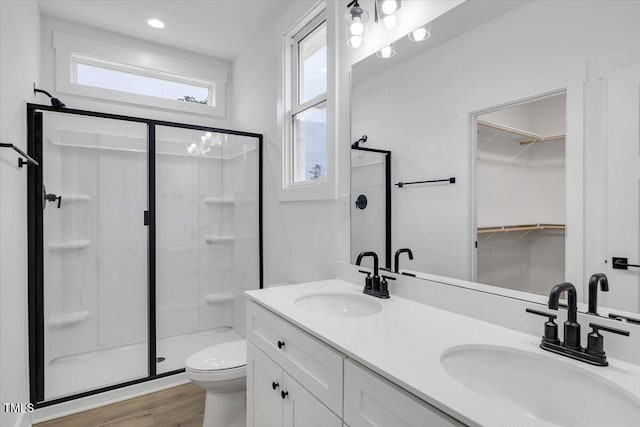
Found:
[45,327,241,401]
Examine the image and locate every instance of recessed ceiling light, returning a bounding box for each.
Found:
[147,18,165,29]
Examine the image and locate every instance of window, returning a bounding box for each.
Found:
[53,32,227,117]
[75,60,212,105]
[288,14,328,185]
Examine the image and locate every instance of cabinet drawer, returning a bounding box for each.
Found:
[344,360,464,427]
[247,301,344,416]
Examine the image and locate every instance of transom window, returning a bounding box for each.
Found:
[73,56,214,106]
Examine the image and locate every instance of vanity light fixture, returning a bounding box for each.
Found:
[408,26,430,42]
[376,44,396,59]
[375,0,401,30]
[345,0,369,49]
[147,18,165,29]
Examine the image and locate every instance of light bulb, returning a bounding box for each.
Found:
[201,136,207,143]
[381,0,398,15]
[205,132,212,138]
[383,14,397,30]
[349,35,363,48]
[409,27,430,41]
[377,45,395,59]
[350,17,364,36]
[147,18,165,29]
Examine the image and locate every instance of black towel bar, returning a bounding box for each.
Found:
[395,177,455,187]
[0,142,39,167]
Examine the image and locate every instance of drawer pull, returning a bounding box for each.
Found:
[272,381,279,390]
[277,340,285,349]
[281,390,289,399]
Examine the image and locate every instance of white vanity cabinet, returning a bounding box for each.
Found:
[247,300,464,427]
[343,360,464,427]
[247,342,342,427]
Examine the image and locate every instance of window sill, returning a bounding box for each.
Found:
[277,180,336,202]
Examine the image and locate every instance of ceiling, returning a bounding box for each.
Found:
[38,0,289,60]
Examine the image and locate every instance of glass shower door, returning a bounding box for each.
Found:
[40,112,149,400]
[155,126,260,374]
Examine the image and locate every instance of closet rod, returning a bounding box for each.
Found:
[0,142,39,167]
[477,224,565,235]
[477,120,565,145]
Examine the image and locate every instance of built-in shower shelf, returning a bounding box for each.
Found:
[48,240,91,251]
[203,196,234,205]
[204,235,235,245]
[61,194,91,204]
[49,311,89,329]
[205,292,235,305]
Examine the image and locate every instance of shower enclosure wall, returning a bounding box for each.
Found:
[27,104,262,406]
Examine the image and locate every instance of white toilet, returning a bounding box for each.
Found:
[186,339,247,427]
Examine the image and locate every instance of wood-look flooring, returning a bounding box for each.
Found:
[35,383,205,427]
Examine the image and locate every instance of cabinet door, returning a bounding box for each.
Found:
[283,373,342,427]
[344,360,464,427]
[247,342,284,427]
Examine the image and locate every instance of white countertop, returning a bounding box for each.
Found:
[246,279,640,427]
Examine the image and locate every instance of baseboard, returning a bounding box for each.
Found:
[14,413,32,427]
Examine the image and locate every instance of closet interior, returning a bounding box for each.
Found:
[476,93,566,296]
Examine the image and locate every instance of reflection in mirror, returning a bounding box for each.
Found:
[350,0,640,316]
[475,93,566,298]
[351,145,391,269]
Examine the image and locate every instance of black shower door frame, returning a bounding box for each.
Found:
[351,146,392,269]
[26,103,264,408]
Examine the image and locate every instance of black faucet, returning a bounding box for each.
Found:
[356,251,380,296]
[356,251,394,298]
[548,282,581,349]
[394,248,413,273]
[527,281,629,366]
[587,273,609,315]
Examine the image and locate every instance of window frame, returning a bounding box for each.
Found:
[281,7,335,199]
[72,55,215,107]
[53,32,227,117]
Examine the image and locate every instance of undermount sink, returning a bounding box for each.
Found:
[441,345,640,427]
[295,291,382,318]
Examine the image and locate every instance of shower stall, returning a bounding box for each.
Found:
[26,104,262,406]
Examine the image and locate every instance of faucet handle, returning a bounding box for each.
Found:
[586,323,630,362]
[526,308,557,320]
[526,308,560,345]
[358,270,373,294]
[588,323,630,337]
[381,275,396,281]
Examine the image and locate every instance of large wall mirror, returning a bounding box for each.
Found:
[350,0,640,320]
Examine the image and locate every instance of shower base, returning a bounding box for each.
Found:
[45,327,242,401]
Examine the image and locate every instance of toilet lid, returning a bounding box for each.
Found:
[186,339,246,372]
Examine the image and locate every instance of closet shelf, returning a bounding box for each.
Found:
[203,196,234,205]
[204,235,235,244]
[48,240,91,251]
[477,224,565,235]
[478,120,565,145]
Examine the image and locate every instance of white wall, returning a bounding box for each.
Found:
[39,16,233,128]
[0,2,41,426]
[351,1,640,299]
[232,1,340,285]
[232,0,461,285]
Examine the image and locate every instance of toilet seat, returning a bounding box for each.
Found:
[185,339,247,382]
